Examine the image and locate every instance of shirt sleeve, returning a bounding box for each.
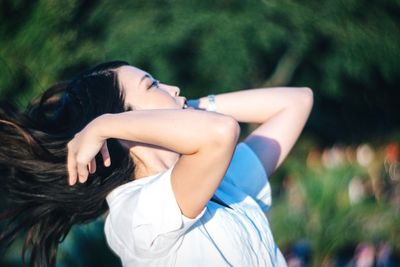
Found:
[106,167,205,259]
[224,142,272,211]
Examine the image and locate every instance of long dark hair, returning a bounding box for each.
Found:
[0,61,135,267]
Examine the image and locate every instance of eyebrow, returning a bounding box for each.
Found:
[138,73,151,87]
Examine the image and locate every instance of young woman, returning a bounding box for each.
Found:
[0,61,313,266]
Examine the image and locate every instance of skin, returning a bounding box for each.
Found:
[116,66,188,178]
[67,65,313,218]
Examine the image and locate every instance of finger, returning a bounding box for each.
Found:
[67,147,77,186]
[88,158,97,174]
[77,161,89,183]
[100,142,111,167]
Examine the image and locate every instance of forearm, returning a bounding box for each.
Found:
[92,109,238,155]
[194,87,312,124]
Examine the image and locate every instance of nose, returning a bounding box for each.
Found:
[164,84,180,96]
[172,86,180,96]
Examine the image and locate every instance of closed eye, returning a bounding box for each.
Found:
[148,78,160,89]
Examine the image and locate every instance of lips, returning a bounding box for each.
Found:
[182,98,188,109]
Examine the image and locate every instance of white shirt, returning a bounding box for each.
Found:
[104,143,287,267]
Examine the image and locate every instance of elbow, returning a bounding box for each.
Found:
[300,87,314,109]
[211,115,240,148]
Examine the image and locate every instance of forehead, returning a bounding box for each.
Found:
[117,66,149,89]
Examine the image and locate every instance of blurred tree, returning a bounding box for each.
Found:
[0,0,102,103]
[1,1,400,265]
[270,156,400,266]
[99,0,400,144]
[1,0,399,144]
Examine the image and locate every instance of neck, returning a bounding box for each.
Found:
[128,143,179,179]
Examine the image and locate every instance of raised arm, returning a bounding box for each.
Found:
[67,109,239,218]
[192,87,313,177]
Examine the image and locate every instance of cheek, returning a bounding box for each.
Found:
[133,91,177,110]
[146,97,171,108]
[124,89,145,110]
[124,93,136,109]
[147,92,175,107]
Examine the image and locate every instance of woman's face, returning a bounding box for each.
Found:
[117,66,186,111]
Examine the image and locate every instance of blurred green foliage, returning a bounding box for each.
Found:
[1,0,400,266]
[1,0,399,144]
[269,146,400,265]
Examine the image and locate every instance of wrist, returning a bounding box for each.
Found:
[206,94,216,112]
[91,113,113,140]
[186,99,201,109]
[196,96,216,111]
[183,95,217,111]
[198,97,208,110]
[186,98,208,110]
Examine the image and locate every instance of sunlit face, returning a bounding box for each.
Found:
[117,66,186,111]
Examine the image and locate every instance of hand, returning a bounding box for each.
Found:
[66,120,111,186]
